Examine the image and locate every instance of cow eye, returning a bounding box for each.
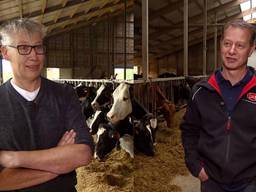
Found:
[123,97,128,101]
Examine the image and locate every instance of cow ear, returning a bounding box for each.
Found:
[111,131,120,140]
[150,118,158,129]
[134,129,139,135]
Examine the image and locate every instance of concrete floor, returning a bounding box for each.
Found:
[170,174,200,192]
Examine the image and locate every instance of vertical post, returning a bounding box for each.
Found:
[0,58,3,84]
[124,0,127,80]
[70,32,75,78]
[112,21,115,76]
[203,0,207,75]
[214,12,218,70]
[107,18,111,77]
[89,27,94,78]
[142,0,149,80]
[183,0,188,76]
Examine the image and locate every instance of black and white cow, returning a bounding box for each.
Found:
[80,86,97,119]
[87,110,108,135]
[107,83,132,124]
[106,83,157,157]
[94,117,134,160]
[94,124,118,160]
[91,83,113,111]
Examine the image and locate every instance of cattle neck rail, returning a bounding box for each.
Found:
[55,75,208,115]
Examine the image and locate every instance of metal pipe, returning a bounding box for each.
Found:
[124,0,127,80]
[142,0,149,80]
[184,0,188,76]
[214,12,218,70]
[203,0,207,75]
[0,57,2,84]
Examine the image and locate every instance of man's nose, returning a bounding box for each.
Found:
[228,44,236,55]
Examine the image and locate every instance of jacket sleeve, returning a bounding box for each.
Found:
[180,88,202,177]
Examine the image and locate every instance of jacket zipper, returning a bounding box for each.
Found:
[225,116,231,162]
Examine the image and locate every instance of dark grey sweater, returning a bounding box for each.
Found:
[0,77,94,192]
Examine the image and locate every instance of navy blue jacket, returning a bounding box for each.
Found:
[181,68,256,184]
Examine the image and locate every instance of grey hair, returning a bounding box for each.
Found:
[0,18,46,46]
[221,19,256,45]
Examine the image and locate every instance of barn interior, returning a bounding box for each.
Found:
[0,0,255,80]
[0,0,255,192]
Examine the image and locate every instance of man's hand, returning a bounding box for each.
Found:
[57,129,76,146]
[0,151,18,168]
[198,167,209,182]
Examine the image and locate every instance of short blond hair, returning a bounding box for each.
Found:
[222,19,256,45]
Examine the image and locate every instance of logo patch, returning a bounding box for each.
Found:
[247,92,256,102]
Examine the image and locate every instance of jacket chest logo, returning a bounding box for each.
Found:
[247,92,256,102]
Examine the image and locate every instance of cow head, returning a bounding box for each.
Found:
[91,83,113,111]
[134,117,156,156]
[94,124,120,160]
[89,110,107,135]
[107,83,132,124]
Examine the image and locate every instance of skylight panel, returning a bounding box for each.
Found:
[240,1,251,11]
[243,14,252,21]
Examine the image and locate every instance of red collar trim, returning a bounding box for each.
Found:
[239,76,256,99]
[208,74,221,96]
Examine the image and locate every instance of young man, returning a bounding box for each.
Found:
[181,19,256,192]
[0,18,94,191]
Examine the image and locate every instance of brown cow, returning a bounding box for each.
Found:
[149,84,176,128]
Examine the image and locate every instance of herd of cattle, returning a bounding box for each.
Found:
[69,77,200,161]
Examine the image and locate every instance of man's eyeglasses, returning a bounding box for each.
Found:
[7,44,46,55]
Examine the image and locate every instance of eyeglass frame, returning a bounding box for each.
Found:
[6,44,46,55]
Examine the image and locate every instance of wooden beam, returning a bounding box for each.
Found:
[9,0,90,22]
[69,4,81,18]
[41,0,47,14]
[156,12,243,58]
[150,0,183,20]
[47,2,132,36]
[137,0,242,45]
[61,0,69,7]
[99,0,109,9]
[54,10,62,23]
[44,1,129,27]
[193,0,203,11]
[18,0,23,18]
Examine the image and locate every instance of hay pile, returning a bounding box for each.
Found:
[76,109,188,192]
[76,150,134,192]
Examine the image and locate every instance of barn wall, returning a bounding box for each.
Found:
[156,37,222,76]
[45,12,134,79]
[133,57,158,78]
[248,51,256,69]
[60,68,72,79]
[134,36,222,77]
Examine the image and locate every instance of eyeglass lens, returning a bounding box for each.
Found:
[17,45,45,55]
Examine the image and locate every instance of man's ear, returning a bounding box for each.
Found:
[0,46,9,60]
[249,44,256,57]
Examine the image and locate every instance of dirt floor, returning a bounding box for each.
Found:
[76,109,197,192]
